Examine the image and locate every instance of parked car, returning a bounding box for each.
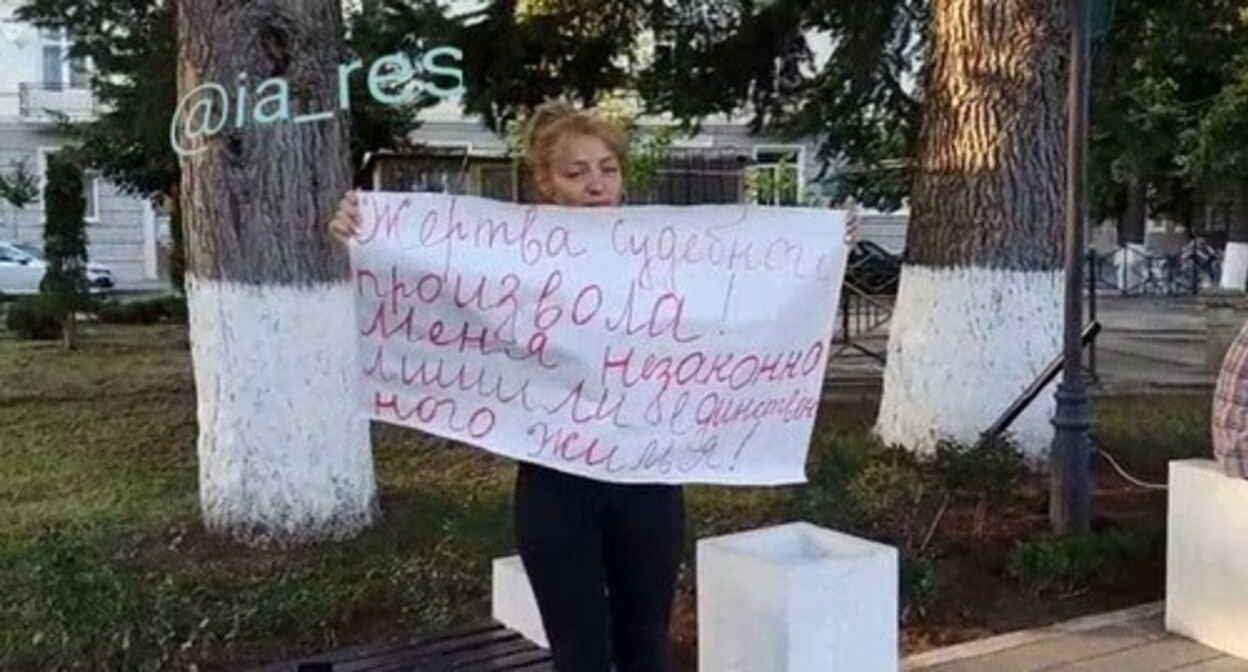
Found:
[0,241,115,295]
[845,239,902,295]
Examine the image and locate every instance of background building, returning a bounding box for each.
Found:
[0,0,163,289]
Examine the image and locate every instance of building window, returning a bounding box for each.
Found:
[476,164,516,201]
[749,147,802,206]
[648,150,747,205]
[40,28,90,91]
[42,45,64,90]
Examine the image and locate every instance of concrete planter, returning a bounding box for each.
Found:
[1201,291,1248,372]
[697,522,898,672]
[1166,460,1248,659]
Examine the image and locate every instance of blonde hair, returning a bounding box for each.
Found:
[522,101,627,189]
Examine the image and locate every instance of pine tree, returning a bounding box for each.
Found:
[41,153,90,350]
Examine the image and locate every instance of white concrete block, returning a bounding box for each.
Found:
[1166,459,1248,660]
[491,555,548,648]
[697,521,899,672]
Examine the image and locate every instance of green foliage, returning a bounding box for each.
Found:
[797,430,1029,554]
[358,0,921,210]
[746,158,801,206]
[15,0,434,295]
[623,125,677,198]
[40,152,91,341]
[901,550,940,622]
[15,0,430,196]
[798,434,1032,623]
[344,0,454,169]
[4,296,62,340]
[1091,395,1211,472]
[1088,0,1248,225]
[932,434,1027,504]
[0,159,39,209]
[789,430,879,530]
[846,445,926,524]
[95,296,188,326]
[8,526,162,669]
[462,1,652,131]
[1007,528,1161,597]
[1188,57,1248,187]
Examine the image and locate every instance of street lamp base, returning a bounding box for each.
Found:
[1050,378,1092,534]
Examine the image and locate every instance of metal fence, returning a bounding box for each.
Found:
[830,284,893,365]
[365,147,752,205]
[1087,240,1222,297]
[630,149,749,205]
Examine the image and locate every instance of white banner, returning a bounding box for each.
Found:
[351,192,848,485]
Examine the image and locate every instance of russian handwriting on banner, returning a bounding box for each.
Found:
[350,192,848,485]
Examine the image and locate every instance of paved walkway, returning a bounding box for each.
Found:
[1089,297,1214,393]
[903,604,1246,672]
[826,296,1218,397]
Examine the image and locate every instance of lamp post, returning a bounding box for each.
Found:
[1050,0,1093,536]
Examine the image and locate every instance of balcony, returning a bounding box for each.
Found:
[17,82,100,121]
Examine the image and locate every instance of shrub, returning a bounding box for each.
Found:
[846,446,932,546]
[901,551,940,622]
[788,431,880,530]
[1007,528,1159,597]
[5,296,62,340]
[41,152,89,349]
[932,434,1028,503]
[95,296,187,325]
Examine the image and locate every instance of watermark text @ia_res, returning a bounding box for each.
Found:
[170,46,464,157]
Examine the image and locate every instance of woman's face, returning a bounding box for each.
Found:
[539,133,623,207]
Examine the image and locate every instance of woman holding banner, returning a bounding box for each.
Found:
[330,101,859,672]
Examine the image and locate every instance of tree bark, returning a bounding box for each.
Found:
[178,0,378,548]
[875,0,1068,460]
[1221,179,1248,291]
[63,312,76,350]
[1120,167,1147,245]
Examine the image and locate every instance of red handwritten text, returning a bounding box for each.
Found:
[610,214,837,289]
[373,391,496,438]
[601,342,824,393]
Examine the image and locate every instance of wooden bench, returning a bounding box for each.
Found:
[251,619,553,671]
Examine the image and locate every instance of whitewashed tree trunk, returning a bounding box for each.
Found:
[1221,183,1248,291]
[875,0,1067,461]
[178,0,377,547]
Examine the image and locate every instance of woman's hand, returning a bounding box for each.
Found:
[328,190,361,244]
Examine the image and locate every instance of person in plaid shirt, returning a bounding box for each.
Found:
[1212,318,1248,479]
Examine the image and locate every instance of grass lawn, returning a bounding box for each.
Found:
[0,321,1211,670]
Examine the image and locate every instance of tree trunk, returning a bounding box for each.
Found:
[875,0,1067,461]
[1221,180,1248,291]
[63,311,76,350]
[168,185,186,295]
[178,0,378,547]
[1120,167,1147,245]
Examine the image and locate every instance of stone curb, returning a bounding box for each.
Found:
[901,602,1165,670]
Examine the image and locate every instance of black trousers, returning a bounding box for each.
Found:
[513,461,686,672]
